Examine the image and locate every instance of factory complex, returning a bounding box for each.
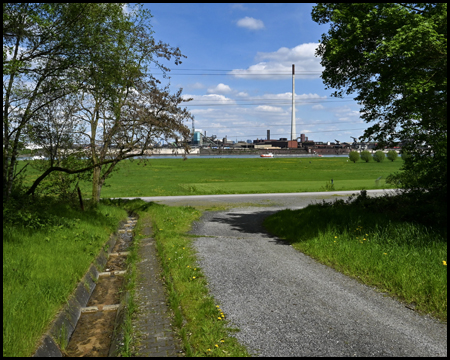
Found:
[190,129,401,156]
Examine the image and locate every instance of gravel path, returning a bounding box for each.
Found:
[190,206,447,357]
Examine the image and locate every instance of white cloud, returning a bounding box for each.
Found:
[207,83,232,94]
[231,3,248,11]
[229,43,323,79]
[255,105,284,112]
[236,16,265,30]
[184,93,236,105]
[312,104,324,110]
[258,92,327,103]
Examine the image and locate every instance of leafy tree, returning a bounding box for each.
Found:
[360,150,372,163]
[3,3,136,201]
[348,150,360,163]
[386,150,398,162]
[312,3,447,198]
[401,149,411,161]
[373,150,386,163]
[5,4,193,203]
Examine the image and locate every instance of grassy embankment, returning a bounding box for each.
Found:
[19,157,404,198]
[3,199,128,357]
[263,193,447,321]
[103,199,251,357]
[7,157,445,357]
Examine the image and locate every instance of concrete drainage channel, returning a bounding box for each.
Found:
[33,216,137,357]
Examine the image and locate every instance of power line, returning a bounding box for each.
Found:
[197,120,364,129]
[154,73,320,76]
[182,100,356,106]
[181,97,351,102]
[160,68,323,73]
[218,128,367,138]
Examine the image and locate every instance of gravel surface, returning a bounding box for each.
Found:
[189,206,447,357]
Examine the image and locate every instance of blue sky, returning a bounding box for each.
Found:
[142,3,366,143]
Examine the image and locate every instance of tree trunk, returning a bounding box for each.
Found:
[91,165,102,204]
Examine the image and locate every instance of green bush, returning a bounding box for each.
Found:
[348,151,360,163]
[401,149,411,161]
[373,150,386,163]
[360,150,372,163]
[386,150,398,162]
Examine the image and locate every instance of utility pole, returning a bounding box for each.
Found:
[291,64,296,141]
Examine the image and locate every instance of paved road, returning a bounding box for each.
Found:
[119,189,395,208]
[132,191,447,357]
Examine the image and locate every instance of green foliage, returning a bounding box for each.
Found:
[401,149,411,161]
[3,3,193,202]
[373,151,386,163]
[348,151,360,163]
[360,150,372,163]
[312,3,447,198]
[321,180,335,191]
[386,150,398,162]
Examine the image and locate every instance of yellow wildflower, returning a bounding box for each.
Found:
[334,236,337,238]
[383,253,387,255]
[443,261,447,266]
[218,317,222,320]
[215,344,219,348]
[220,340,225,343]
[192,276,196,279]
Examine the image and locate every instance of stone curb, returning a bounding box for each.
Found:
[108,291,131,357]
[32,218,128,357]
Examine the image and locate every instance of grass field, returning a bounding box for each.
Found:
[20,157,404,198]
[3,200,127,357]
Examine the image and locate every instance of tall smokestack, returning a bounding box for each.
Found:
[291,64,296,141]
[267,129,270,140]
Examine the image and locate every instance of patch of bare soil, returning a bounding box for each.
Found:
[86,275,124,307]
[64,311,117,357]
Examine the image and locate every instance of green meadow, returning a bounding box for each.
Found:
[21,157,404,197]
[3,200,127,357]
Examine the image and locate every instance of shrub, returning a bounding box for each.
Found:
[360,150,372,162]
[401,149,411,161]
[386,150,398,162]
[348,151,360,163]
[373,150,386,162]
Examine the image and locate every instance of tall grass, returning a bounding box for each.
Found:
[263,197,447,321]
[3,200,127,357]
[114,199,250,357]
